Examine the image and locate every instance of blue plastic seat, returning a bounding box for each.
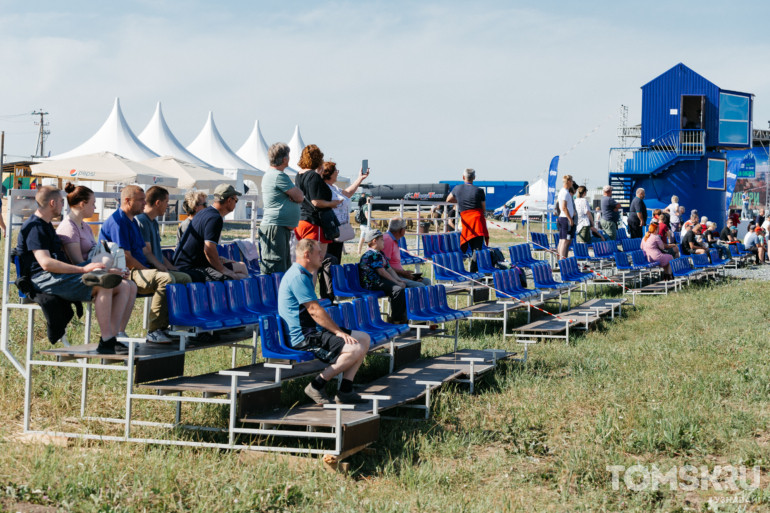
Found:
[405,287,442,322]
[167,283,224,329]
[450,252,484,280]
[354,299,397,340]
[431,285,471,319]
[613,251,642,272]
[671,257,697,278]
[433,253,469,282]
[620,238,642,252]
[709,248,730,266]
[692,253,719,270]
[259,314,314,361]
[629,250,657,270]
[425,285,461,320]
[207,281,254,325]
[558,257,592,283]
[331,264,358,298]
[417,287,450,322]
[363,296,410,334]
[572,242,591,262]
[474,249,497,274]
[189,282,240,327]
[344,263,385,298]
[257,274,280,312]
[223,280,261,324]
[592,241,616,262]
[242,277,276,315]
[340,302,387,344]
[674,232,682,244]
[617,228,628,240]
[531,262,573,291]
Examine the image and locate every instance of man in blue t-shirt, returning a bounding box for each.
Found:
[100,185,189,344]
[173,184,247,282]
[278,239,370,405]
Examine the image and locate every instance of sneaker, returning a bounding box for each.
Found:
[96,337,128,355]
[304,383,331,405]
[82,270,122,289]
[146,329,172,344]
[335,390,368,405]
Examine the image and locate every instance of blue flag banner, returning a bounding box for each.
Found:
[725,159,740,213]
[546,156,559,215]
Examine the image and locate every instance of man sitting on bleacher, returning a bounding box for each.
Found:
[134,186,190,280]
[279,239,371,405]
[19,186,136,354]
[359,230,408,324]
[173,184,248,282]
[101,185,189,344]
[383,217,430,288]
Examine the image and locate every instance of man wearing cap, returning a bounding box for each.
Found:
[358,229,408,323]
[600,185,621,240]
[173,184,246,282]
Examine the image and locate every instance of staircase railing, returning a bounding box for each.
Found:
[609,129,705,175]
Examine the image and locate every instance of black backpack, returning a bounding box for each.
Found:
[355,206,367,225]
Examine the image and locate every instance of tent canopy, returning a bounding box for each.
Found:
[187,112,263,175]
[138,102,212,167]
[142,156,235,190]
[288,125,306,170]
[31,151,178,187]
[52,98,159,161]
[236,120,271,171]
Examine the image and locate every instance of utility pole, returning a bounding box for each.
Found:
[32,109,49,157]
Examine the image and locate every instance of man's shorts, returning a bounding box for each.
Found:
[295,327,352,364]
[31,264,93,302]
[557,217,575,241]
[181,262,235,282]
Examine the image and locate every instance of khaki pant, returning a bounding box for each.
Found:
[130,269,192,332]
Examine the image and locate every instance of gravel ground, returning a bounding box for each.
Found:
[725,265,770,281]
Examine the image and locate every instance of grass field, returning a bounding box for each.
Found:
[1,224,769,512]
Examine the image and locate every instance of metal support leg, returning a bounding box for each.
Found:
[80,364,89,417]
[124,342,136,440]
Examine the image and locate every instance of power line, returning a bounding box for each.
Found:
[32,110,50,157]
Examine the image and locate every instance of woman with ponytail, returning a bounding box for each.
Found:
[640,221,673,278]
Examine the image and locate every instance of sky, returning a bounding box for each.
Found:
[2,0,770,188]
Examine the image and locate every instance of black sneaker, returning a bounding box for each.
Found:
[96,337,128,355]
[82,270,122,289]
[335,390,368,405]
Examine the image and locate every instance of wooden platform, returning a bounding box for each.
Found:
[629,279,682,296]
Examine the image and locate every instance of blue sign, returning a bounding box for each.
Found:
[546,156,559,225]
[738,152,756,178]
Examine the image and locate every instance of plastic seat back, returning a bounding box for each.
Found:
[188,282,220,322]
[573,242,589,260]
[330,264,353,297]
[258,274,278,310]
[259,314,314,362]
[340,302,360,330]
[617,228,628,240]
[243,277,271,314]
[206,281,241,323]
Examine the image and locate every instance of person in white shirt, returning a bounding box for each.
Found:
[556,174,575,259]
[666,195,681,232]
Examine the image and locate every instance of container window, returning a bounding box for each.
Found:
[486,187,495,194]
[718,93,750,145]
[707,159,726,190]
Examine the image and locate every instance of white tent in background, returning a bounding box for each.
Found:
[186,112,265,216]
[288,125,306,170]
[51,98,159,161]
[138,102,212,168]
[31,152,178,188]
[236,120,271,171]
[142,156,236,190]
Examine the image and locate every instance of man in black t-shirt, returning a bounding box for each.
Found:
[174,184,243,282]
[681,223,707,256]
[627,188,647,239]
[17,186,135,353]
[720,219,738,242]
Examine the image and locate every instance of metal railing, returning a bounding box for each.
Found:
[609,129,705,175]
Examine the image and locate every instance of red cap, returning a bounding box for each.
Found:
[756,227,763,233]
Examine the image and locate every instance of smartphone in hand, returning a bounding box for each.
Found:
[361,159,369,176]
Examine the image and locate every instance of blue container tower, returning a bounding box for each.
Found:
[609,63,753,227]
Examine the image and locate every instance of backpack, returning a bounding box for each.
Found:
[355,206,367,225]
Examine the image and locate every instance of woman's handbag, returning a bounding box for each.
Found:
[317,208,341,241]
[336,222,356,242]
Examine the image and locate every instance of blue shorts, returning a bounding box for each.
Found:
[557,217,575,241]
[31,262,93,302]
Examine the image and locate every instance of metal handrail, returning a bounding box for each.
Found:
[609,129,705,174]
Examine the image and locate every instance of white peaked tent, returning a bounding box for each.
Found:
[236,120,271,171]
[288,125,306,170]
[528,178,548,198]
[52,98,159,161]
[186,112,265,215]
[142,156,236,190]
[138,102,212,168]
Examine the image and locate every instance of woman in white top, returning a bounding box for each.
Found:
[574,186,592,243]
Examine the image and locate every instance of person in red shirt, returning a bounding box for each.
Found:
[656,212,680,258]
[382,217,430,287]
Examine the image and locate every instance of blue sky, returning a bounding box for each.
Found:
[2,1,770,187]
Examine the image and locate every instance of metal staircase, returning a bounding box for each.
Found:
[608,129,705,205]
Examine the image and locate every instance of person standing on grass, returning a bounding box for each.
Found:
[446,168,489,272]
[600,185,620,240]
[173,184,249,282]
[279,239,370,405]
[20,186,135,354]
[100,185,184,344]
[627,188,647,239]
[556,175,576,259]
[258,142,304,274]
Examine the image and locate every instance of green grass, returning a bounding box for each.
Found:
[1,225,770,511]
